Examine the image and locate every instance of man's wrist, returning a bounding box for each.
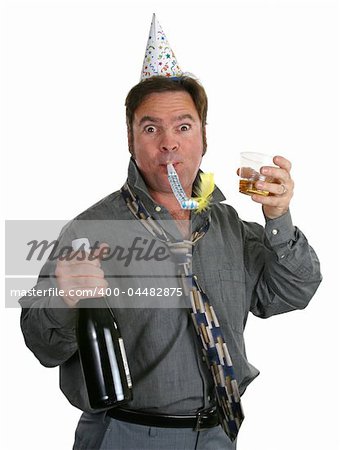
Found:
[45,294,77,328]
[264,209,295,246]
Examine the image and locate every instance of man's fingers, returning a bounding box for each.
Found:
[55,241,110,306]
[58,242,110,266]
[255,178,294,196]
[273,155,292,173]
[64,279,109,303]
[238,166,262,180]
[63,276,108,290]
[92,243,110,261]
[64,279,108,307]
[55,263,105,279]
[260,166,291,183]
[59,251,101,267]
[261,155,292,181]
[238,156,292,184]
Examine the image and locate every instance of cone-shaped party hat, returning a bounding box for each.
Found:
[140,13,183,81]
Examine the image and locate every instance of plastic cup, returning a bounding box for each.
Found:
[239,152,276,196]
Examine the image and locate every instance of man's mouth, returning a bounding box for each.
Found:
[160,161,181,168]
[159,162,181,174]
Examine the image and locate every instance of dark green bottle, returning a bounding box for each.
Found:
[72,238,132,409]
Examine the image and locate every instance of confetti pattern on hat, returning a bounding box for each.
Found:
[140,13,183,81]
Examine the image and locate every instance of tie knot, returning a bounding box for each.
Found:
[167,240,193,265]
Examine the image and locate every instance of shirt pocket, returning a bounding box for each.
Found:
[204,267,247,334]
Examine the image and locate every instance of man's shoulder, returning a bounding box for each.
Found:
[74,189,124,220]
[211,201,263,236]
[55,189,131,243]
[212,201,240,221]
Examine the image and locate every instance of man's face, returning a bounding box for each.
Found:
[129,91,204,195]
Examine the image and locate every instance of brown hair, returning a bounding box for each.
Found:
[125,75,208,155]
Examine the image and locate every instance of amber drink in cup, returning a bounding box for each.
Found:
[239,152,276,196]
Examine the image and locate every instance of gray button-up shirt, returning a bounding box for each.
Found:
[19,159,322,414]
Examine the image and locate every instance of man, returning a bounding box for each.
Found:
[19,16,321,450]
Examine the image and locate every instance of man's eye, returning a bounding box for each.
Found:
[145,126,156,133]
[180,124,190,131]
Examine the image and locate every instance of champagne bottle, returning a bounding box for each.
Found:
[72,238,132,409]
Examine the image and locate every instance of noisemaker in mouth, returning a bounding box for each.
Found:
[166,160,215,212]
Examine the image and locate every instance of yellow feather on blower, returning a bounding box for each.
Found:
[193,172,215,213]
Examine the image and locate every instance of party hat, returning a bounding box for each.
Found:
[140,13,183,81]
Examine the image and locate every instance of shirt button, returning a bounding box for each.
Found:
[155,206,161,212]
[149,428,157,437]
[280,254,286,259]
[272,229,279,235]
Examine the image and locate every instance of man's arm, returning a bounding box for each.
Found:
[19,231,108,367]
[244,210,322,318]
[20,260,79,367]
[238,154,321,316]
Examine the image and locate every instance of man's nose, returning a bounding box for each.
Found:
[160,131,179,152]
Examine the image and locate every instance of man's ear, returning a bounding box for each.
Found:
[202,124,207,156]
[127,128,134,158]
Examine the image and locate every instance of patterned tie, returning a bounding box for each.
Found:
[121,182,244,441]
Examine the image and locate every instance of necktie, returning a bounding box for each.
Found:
[121,182,244,441]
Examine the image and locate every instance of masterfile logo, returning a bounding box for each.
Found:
[5,219,191,309]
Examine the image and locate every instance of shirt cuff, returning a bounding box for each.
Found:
[45,295,77,328]
[264,210,296,246]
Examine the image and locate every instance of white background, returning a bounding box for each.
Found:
[1,0,339,449]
